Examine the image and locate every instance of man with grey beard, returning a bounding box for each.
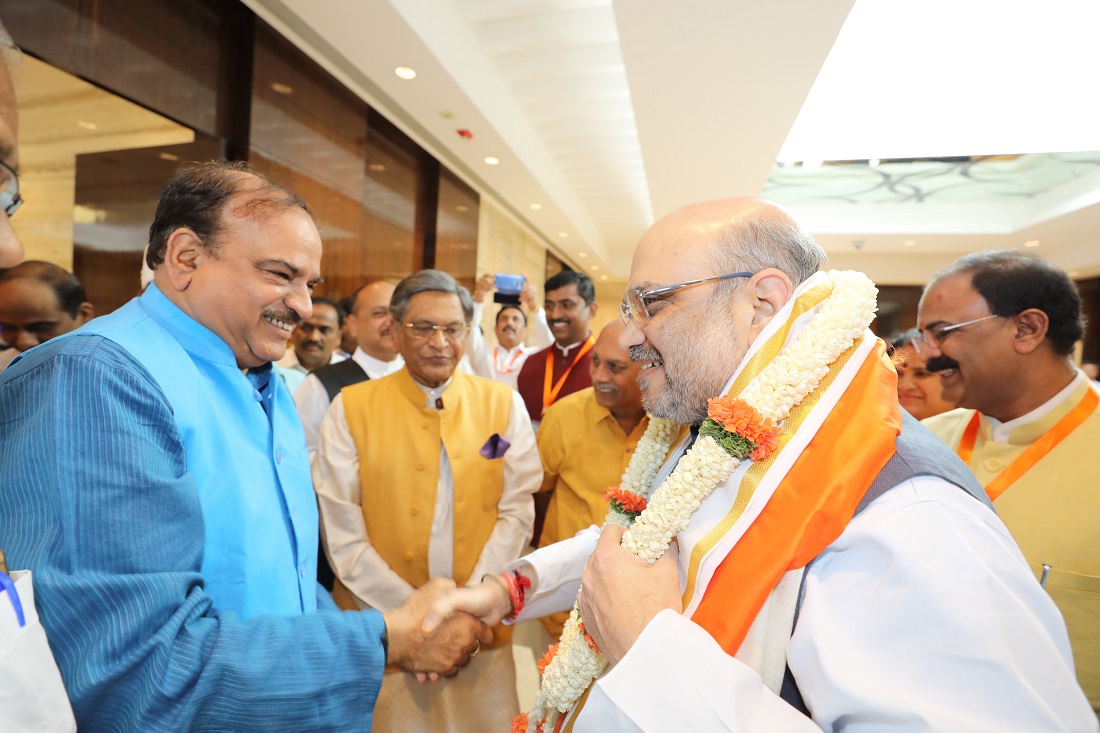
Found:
[425,198,1094,731]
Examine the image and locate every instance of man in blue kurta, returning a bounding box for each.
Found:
[0,161,490,730]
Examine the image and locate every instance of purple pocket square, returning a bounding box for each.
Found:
[480,433,511,459]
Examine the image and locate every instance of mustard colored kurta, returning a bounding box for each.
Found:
[536,387,686,636]
[342,368,511,590]
[924,374,1100,712]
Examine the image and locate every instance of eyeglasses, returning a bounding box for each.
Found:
[912,314,1003,353]
[620,271,756,328]
[404,321,469,342]
[0,160,23,218]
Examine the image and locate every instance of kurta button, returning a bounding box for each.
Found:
[410,506,419,516]
[276,451,284,464]
[404,552,414,561]
[253,389,263,402]
[299,562,306,578]
[983,457,1002,472]
[416,462,424,471]
[422,421,429,429]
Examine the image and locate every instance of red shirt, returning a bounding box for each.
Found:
[516,339,594,424]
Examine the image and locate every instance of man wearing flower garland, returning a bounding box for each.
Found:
[534,319,687,641]
[425,198,1095,731]
[918,250,1100,713]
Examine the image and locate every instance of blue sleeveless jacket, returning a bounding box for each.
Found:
[79,284,318,618]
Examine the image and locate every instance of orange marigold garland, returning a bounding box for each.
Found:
[701,396,780,462]
[537,644,559,675]
[603,486,647,518]
[576,622,600,654]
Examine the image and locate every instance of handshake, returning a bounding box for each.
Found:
[380,576,514,680]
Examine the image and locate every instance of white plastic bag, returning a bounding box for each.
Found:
[0,569,77,732]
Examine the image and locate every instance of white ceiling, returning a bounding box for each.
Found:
[241,0,1100,286]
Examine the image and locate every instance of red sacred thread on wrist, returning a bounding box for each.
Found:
[500,570,531,621]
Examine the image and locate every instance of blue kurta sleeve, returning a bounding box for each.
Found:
[0,336,386,731]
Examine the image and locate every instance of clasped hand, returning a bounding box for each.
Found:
[381,578,494,680]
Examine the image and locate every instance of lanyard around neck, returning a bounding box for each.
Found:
[493,345,526,375]
[957,386,1098,501]
[542,334,595,415]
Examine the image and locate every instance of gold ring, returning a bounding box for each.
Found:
[470,640,480,658]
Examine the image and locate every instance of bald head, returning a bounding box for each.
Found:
[351,280,398,362]
[0,44,24,268]
[622,198,817,424]
[637,198,826,289]
[591,319,643,420]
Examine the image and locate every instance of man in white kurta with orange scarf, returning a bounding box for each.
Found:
[425,198,1096,732]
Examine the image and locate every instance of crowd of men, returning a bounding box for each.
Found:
[1,17,1098,733]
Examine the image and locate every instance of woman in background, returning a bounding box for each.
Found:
[891,329,956,420]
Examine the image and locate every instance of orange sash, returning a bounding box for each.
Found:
[542,335,595,415]
[690,340,901,654]
[956,387,1099,502]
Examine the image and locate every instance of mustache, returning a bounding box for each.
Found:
[263,307,302,326]
[629,344,662,363]
[924,355,960,373]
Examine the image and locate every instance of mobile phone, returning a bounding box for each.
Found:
[493,274,524,305]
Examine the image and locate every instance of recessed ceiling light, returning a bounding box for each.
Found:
[577,252,588,258]
[558,232,568,238]
[394,66,417,80]
[599,275,609,281]
[869,158,881,167]
[1069,270,1081,277]
[158,152,180,162]
[455,205,468,212]
[368,163,386,172]
[1024,240,1040,248]
[271,82,293,95]
[529,203,542,210]
[903,239,917,247]
[77,120,97,130]
[590,265,600,271]
[483,156,500,166]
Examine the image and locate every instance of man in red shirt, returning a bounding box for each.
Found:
[516,270,598,428]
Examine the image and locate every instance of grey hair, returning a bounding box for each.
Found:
[709,213,827,289]
[390,269,474,325]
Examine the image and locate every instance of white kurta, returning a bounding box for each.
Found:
[513,473,1096,731]
[313,376,541,612]
[508,268,1095,731]
[294,347,404,461]
[465,301,553,390]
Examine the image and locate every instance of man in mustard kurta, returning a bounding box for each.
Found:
[536,320,686,639]
[918,250,1100,713]
[313,269,542,732]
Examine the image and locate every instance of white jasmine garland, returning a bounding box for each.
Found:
[525,271,878,733]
